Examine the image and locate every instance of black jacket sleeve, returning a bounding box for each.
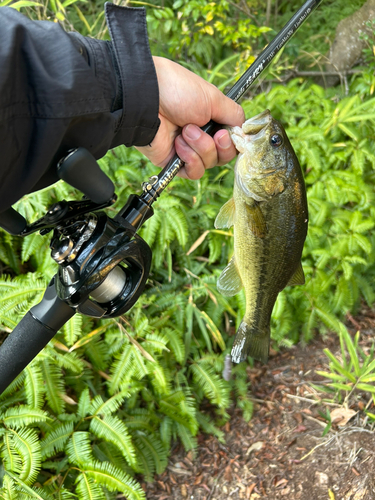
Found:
[0,3,160,213]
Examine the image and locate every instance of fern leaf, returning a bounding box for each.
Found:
[147,361,170,395]
[90,416,137,468]
[84,461,145,500]
[24,364,44,409]
[63,314,83,348]
[174,423,197,455]
[77,388,91,419]
[0,406,50,429]
[108,345,133,394]
[66,432,93,466]
[3,470,46,499]
[75,473,105,500]
[89,391,129,417]
[166,207,188,248]
[0,474,18,500]
[46,347,84,374]
[40,359,65,415]
[40,422,74,460]
[0,373,26,402]
[159,417,173,449]
[8,428,41,485]
[1,431,23,475]
[162,328,185,364]
[133,432,168,476]
[190,361,230,408]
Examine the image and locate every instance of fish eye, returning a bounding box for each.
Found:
[270,134,283,148]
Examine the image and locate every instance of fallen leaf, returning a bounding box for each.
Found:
[246,441,264,456]
[330,407,357,426]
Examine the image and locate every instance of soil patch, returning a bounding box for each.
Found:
[143,310,375,500]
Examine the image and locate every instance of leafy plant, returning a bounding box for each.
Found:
[315,326,375,407]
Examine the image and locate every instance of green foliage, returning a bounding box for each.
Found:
[1,0,375,496]
[315,327,375,404]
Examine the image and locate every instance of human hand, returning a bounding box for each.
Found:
[136,56,245,180]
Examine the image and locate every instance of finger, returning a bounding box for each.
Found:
[206,85,245,127]
[175,134,206,180]
[214,129,238,166]
[181,124,218,168]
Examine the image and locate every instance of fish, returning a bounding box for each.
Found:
[215,110,308,364]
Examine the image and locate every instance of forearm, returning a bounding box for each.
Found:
[0,4,159,213]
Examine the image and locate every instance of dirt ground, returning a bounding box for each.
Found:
[144,308,375,500]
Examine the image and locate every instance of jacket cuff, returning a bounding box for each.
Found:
[105,3,160,147]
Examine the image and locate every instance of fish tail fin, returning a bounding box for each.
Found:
[231,320,270,364]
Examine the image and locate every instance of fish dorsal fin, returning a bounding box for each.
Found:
[217,257,243,296]
[246,201,267,238]
[287,262,305,286]
[214,198,235,229]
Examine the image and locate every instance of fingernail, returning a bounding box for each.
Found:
[217,131,232,149]
[185,124,202,141]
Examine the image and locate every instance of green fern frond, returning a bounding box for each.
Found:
[77,388,91,419]
[196,411,225,442]
[63,314,83,348]
[83,461,145,500]
[21,233,46,265]
[0,407,50,429]
[0,474,18,500]
[158,393,197,434]
[133,431,168,476]
[7,428,41,485]
[108,345,133,394]
[174,422,197,455]
[45,346,84,374]
[165,206,188,248]
[40,422,74,460]
[1,431,23,476]
[89,391,129,417]
[190,361,230,409]
[75,473,105,500]
[40,360,65,415]
[162,328,185,364]
[90,416,137,469]
[24,364,44,410]
[0,274,47,321]
[159,417,173,449]
[0,373,26,402]
[3,470,47,499]
[66,432,93,466]
[93,442,133,477]
[147,361,170,395]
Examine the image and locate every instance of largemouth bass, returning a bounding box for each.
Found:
[215,110,308,364]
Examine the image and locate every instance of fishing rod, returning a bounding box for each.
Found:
[0,0,324,394]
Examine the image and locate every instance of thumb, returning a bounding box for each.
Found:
[207,85,245,127]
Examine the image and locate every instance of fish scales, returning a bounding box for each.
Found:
[215,110,308,364]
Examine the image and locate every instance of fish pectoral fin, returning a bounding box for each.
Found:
[286,262,305,286]
[217,257,243,296]
[245,201,267,238]
[214,198,235,229]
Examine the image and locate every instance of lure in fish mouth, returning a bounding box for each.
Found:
[215,110,308,364]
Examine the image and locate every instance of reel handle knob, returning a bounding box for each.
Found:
[57,148,115,204]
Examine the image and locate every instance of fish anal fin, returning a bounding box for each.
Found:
[245,202,267,238]
[287,262,305,287]
[214,198,235,229]
[217,257,243,297]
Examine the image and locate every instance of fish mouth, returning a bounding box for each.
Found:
[242,110,271,135]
